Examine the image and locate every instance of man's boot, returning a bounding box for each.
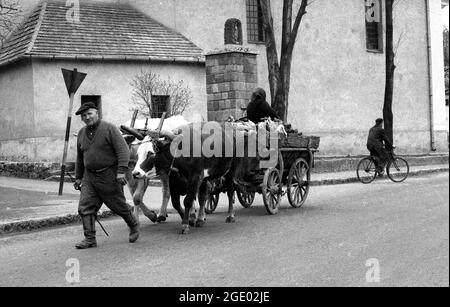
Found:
[122,212,140,243]
[75,215,97,249]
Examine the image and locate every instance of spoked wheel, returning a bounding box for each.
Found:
[357,157,378,184]
[205,193,219,214]
[287,158,311,208]
[262,168,282,215]
[387,157,409,183]
[236,188,255,208]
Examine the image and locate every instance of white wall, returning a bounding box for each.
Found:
[0,59,34,140]
[0,58,205,161]
[429,0,448,133]
[130,0,448,154]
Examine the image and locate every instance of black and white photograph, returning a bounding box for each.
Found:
[0,0,448,291]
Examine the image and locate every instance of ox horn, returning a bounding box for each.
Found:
[120,125,145,141]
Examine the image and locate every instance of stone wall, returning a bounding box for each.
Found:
[206,48,258,121]
[0,161,60,179]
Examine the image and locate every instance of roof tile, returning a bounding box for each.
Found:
[0,0,204,66]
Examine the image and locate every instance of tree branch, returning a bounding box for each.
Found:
[288,0,308,55]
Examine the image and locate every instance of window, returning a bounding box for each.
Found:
[365,0,383,52]
[81,95,102,118]
[151,95,169,118]
[246,0,265,43]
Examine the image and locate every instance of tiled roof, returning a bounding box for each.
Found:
[0,0,204,66]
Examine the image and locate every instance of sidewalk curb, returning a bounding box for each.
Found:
[0,211,116,236]
[310,167,449,186]
[1,167,447,236]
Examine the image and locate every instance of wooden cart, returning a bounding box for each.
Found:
[206,134,320,215]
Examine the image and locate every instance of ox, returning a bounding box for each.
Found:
[140,121,260,234]
[121,116,189,223]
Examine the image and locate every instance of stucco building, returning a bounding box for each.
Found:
[0,0,448,161]
[128,0,449,155]
[0,0,205,161]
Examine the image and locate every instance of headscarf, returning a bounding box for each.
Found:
[250,88,267,104]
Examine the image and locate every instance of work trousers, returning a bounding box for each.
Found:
[78,167,131,217]
[367,143,389,170]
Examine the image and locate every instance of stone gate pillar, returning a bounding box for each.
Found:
[205,46,258,122]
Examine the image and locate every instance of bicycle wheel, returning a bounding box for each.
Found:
[387,157,409,183]
[357,157,378,184]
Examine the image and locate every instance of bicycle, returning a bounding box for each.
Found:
[357,147,410,184]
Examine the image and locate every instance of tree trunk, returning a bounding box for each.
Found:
[274,54,292,121]
[260,0,308,122]
[260,0,281,107]
[383,0,395,144]
[272,0,294,122]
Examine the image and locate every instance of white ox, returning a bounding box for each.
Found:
[124,116,189,222]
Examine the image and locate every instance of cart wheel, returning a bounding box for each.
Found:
[262,168,282,215]
[287,158,311,208]
[236,189,255,208]
[205,192,219,214]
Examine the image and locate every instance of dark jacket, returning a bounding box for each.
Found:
[367,125,393,149]
[247,88,279,124]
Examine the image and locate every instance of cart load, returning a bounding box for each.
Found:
[230,118,320,149]
[206,118,321,215]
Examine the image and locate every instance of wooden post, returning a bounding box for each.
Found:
[156,112,167,133]
[59,68,87,196]
[58,92,75,195]
[131,109,139,128]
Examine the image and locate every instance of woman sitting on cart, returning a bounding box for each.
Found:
[247,88,279,124]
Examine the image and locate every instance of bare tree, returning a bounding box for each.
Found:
[130,70,193,117]
[383,0,395,143]
[444,26,449,99]
[259,0,310,122]
[0,0,21,48]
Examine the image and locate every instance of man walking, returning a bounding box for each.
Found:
[367,118,394,175]
[73,102,139,249]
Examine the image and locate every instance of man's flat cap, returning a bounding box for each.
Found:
[75,102,98,115]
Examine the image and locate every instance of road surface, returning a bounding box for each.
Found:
[0,173,448,287]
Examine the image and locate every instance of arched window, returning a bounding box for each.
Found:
[225,18,243,45]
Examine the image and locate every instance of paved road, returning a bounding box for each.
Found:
[0,173,448,287]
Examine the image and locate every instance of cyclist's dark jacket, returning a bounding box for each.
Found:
[367,125,393,149]
[247,88,279,124]
[366,124,393,169]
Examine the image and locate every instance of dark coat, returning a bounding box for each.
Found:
[367,125,393,149]
[246,88,279,124]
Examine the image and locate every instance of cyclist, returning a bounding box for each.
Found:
[367,118,393,176]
